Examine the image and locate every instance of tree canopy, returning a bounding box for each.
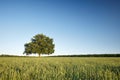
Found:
[23,34,55,57]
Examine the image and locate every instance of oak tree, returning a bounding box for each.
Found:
[23,34,55,57]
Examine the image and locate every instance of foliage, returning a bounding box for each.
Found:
[0,57,120,80]
[23,34,55,56]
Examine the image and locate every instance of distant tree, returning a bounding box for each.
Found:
[23,34,55,57]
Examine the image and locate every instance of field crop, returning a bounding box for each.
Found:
[0,57,120,80]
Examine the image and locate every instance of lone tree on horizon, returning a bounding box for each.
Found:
[23,34,55,57]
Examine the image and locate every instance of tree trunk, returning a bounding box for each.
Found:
[39,54,41,57]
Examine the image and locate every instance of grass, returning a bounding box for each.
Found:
[0,57,120,80]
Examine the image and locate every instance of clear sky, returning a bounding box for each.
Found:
[0,0,120,56]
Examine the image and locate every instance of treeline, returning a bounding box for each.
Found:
[0,54,120,57]
[51,54,120,57]
[0,54,26,57]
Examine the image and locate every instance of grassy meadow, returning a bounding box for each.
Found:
[0,57,120,80]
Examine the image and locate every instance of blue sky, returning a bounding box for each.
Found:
[0,0,120,55]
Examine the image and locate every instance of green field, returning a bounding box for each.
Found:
[0,57,120,80]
